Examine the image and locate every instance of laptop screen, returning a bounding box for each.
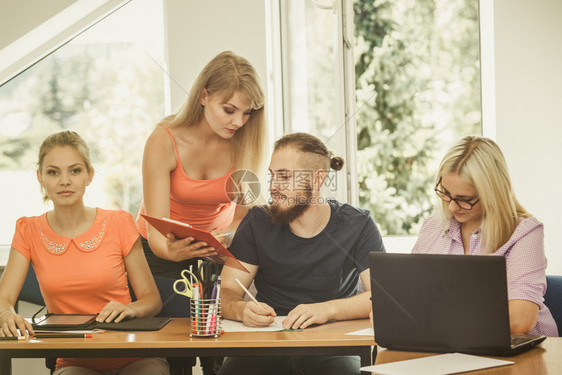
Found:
[369,253,512,354]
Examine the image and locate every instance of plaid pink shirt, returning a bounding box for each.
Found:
[412,213,558,336]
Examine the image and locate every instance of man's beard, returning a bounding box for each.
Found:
[268,190,312,225]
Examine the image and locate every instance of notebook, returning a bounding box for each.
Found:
[32,315,172,331]
[95,317,172,331]
[369,253,546,356]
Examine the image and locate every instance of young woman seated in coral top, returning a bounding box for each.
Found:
[0,131,169,375]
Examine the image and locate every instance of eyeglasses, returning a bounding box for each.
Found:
[434,179,480,210]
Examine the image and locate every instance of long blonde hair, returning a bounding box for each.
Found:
[436,136,529,253]
[164,51,266,176]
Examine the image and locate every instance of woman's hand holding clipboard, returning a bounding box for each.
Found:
[141,214,249,273]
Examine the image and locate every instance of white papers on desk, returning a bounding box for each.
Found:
[360,353,513,375]
[222,316,287,332]
[346,328,374,336]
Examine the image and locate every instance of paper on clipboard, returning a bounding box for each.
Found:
[141,214,249,273]
[222,316,287,332]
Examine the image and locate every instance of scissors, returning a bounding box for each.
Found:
[173,269,200,299]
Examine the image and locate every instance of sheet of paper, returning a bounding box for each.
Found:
[222,316,287,332]
[346,328,374,336]
[360,353,513,375]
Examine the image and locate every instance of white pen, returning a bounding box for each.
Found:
[215,276,222,300]
[161,217,192,227]
[235,278,261,309]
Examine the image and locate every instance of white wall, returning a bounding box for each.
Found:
[162,0,268,114]
[493,0,562,274]
[0,0,75,50]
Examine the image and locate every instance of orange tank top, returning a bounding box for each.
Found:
[137,126,236,236]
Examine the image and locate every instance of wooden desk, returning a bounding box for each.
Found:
[0,318,374,374]
[374,338,562,374]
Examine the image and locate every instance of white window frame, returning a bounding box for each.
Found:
[270,0,490,253]
[269,0,352,203]
[0,0,131,86]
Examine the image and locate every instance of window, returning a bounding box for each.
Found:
[277,0,349,202]
[276,0,482,246]
[354,0,481,237]
[0,1,165,245]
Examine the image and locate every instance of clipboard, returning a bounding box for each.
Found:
[141,214,249,273]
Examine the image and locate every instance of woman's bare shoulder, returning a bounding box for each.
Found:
[145,123,174,150]
[143,124,177,171]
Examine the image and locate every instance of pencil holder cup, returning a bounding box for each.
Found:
[190,298,222,337]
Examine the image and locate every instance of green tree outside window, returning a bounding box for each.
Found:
[354,0,481,235]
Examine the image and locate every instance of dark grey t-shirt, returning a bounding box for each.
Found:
[229,200,385,315]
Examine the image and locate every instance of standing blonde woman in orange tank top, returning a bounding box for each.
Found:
[135,51,267,374]
[136,51,267,280]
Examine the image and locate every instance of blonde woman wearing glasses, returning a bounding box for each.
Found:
[412,136,558,337]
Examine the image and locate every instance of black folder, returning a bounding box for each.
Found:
[32,314,172,331]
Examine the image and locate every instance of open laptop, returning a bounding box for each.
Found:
[369,253,546,356]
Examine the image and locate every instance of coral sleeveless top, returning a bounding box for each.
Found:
[136,126,236,237]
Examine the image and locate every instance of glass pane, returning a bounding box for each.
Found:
[280,0,347,201]
[281,0,342,148]
[353,0,481,235]
[0,1,165,245]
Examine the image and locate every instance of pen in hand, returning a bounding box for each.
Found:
[214,232,232,239]
[234,278,274,317]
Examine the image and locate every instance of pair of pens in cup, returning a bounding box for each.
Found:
[0,333,92,340]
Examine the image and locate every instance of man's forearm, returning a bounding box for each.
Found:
[220,288,248,321]
[326,291,371,321]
